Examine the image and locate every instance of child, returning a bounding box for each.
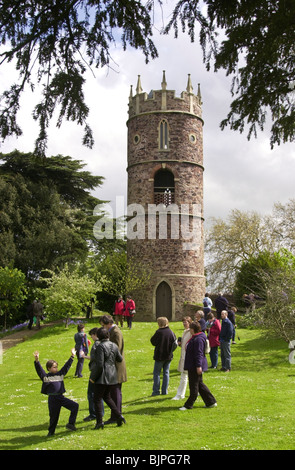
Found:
[33,349,79,437]
[74,323,89,378]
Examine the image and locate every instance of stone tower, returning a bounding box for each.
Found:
[126,72,205,321]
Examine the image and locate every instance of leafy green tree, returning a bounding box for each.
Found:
[234,249,295,342]
[96,251,152,297]
[1,1,294,151]
[205,209,274,292]
[0,0,158,155]
[0,266,27,329]
[87,222,151,310]
[166,0,295,147]
[40,265,97,327]
[0,151,104,278]
[234,251,285,305]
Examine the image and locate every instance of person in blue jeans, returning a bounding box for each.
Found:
[150,317,177,396]
[220,310,234,372]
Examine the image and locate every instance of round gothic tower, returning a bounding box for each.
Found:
[126,72,205,321]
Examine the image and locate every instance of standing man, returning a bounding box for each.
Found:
[220,310,233,372]
[99,315,127,424]
[150,317,177,396]
[214,293,229,320]
[33,299,43,329]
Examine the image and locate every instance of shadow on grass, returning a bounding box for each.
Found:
[231,333,289,371]
[123,395,212,417]
[0,422,62,450]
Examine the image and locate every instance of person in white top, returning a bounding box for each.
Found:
[172,316,192,400]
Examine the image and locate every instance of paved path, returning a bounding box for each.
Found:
[1,322,61,353]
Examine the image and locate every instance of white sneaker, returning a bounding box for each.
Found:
[204,403,217,408]
[171,396,181,400]
[179,406,188,411]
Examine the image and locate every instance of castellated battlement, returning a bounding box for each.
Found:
[128,71,203,120]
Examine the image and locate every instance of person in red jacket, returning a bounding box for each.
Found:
[124,295,136,329]
[113,295,125,327]
[206,312,221,369]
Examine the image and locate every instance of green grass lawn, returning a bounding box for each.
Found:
[0,319,295,451]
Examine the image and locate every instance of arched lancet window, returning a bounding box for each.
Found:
[154,169,175,206]
[159,119,169,150]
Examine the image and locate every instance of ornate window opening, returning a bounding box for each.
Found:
[159,119,169,150]
[154,169,175,206]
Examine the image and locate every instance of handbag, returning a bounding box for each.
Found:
[171,334,178,353]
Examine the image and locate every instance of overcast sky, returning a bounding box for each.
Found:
[1,19,294,226]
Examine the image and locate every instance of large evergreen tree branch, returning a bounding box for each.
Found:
[166,0,295,148]
[0,0,158,156]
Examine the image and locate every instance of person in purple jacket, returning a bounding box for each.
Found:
[179,321,217,410]
[33,348,79,436]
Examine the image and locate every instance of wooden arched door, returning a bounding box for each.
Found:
[156,281,172,320]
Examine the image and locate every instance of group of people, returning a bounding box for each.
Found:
[150,293,238,411]
[202,292,237,371]
[33,292,237,436]
[150,316,217,411]
[113,295,136,329]
[27,299,44,330]
[34,315,127,436]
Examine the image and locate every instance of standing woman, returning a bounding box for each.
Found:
[172,316,192,400]
[113,295,125,327]
[206,313,221,369]
[125,295,136,329]
[179,321,217,410]
[89,327,126,429]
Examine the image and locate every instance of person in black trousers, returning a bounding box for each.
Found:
[74,323,89,378]
[179,321,217,410]
[214,292,229,319]
[33,349,79,436]
[89,327,126,430]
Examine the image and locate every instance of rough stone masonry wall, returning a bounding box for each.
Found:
[126,83,205,321]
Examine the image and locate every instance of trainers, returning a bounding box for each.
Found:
[204,403,217,408]
[179,406,188,411]
[171,396,181,400]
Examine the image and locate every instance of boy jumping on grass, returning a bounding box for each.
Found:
[33,349,79,437]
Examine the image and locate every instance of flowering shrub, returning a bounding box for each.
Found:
[41,265,97,327]
[0,321,29,337]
